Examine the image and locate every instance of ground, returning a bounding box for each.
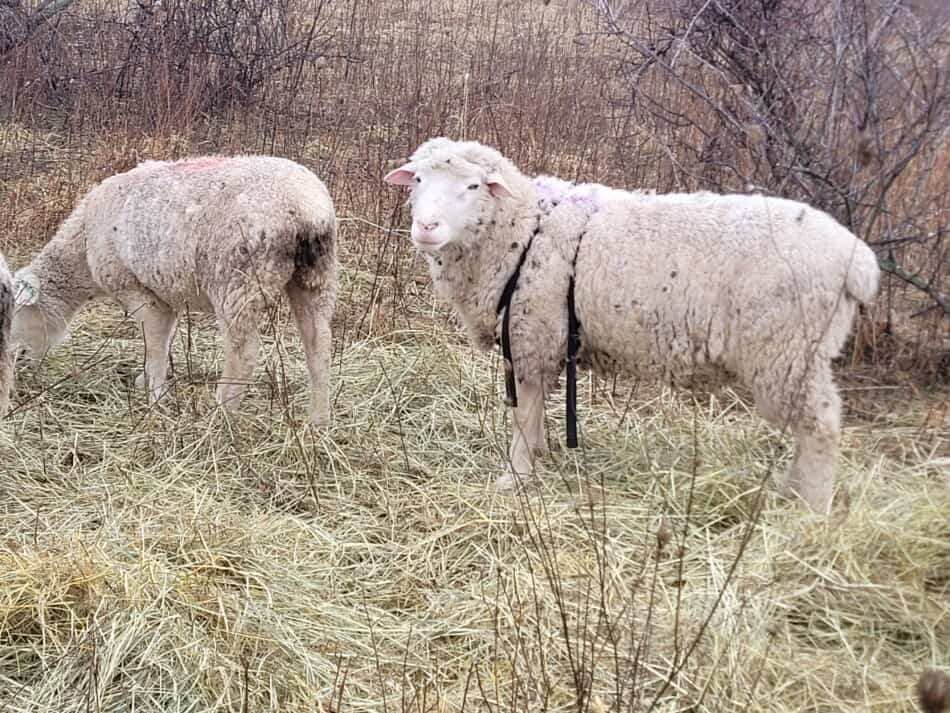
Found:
[1,302,947,711]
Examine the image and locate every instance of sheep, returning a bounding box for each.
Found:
[11,155,337,425]
[0,253,12,416]
[384,137,880,513]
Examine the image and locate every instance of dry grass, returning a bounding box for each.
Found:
[1,0,949,710]
[1,303,948,711]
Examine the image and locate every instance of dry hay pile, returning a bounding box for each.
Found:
[1,303,948,712]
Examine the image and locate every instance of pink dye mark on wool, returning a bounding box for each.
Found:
[566,184,603,214]
[533,175,573,211]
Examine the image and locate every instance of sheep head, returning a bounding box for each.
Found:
[384,138,514,253]
[10,268,68,358]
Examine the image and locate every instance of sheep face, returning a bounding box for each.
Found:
[384,158,512,252]
[10,271,66,359]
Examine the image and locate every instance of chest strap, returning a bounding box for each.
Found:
[496,230,537,408]
[495,216,585,450]
[566,275,581,448]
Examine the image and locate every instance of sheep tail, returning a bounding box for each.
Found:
[291,215,336,291]
[843,239,881,306]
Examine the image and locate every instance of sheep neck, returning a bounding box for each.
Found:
[426,192,542,350]
[31,219,98,324]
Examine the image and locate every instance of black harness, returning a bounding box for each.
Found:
[495,215,585,449]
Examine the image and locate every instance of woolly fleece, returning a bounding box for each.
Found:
[11,155,338,424]
[392,138,880,513]
[0,253,12,415]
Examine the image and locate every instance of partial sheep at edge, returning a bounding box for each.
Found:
[0,253,12,416]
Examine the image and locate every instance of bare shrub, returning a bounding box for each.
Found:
[1,0,336,125]
[115,0,335,114]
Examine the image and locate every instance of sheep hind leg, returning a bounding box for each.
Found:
[755,366,840,514]
[286,283,333,428]
[496,382,545,490]
[215,321,260,415]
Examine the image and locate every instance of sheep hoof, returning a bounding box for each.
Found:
[777,481,833,515]
[308,411,331,429]
[137,373,171,407]
[495,468,534,492]
[215,386,247,414]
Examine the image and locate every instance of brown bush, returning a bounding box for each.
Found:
[0,0,946,376]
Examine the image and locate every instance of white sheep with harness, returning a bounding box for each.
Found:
[385,137,880,513]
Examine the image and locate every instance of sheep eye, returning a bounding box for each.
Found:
[414,176,421,184]
[467,183,479,190]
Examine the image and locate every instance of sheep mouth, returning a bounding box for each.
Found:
[412,236,446,251]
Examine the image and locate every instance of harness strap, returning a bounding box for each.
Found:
[565,226,587,449]
[566,275,581,448]
[495,210,586,450]
[496,217,541,407]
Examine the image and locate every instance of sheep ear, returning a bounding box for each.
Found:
[486,173,513,199]
[13,271,40,307]
[384,165,416,186]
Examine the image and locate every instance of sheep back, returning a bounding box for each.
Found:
[80,156,336,313]
[566,191,878,383]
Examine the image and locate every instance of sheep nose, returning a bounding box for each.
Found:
[418,220,440,232]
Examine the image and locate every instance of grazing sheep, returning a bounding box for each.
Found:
[12,155,337,425]
[384,137,880,512]
[0,253,12,416]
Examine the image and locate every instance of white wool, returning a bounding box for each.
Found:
[11,156,338,425]
[0,253,13,416]
[389,137,881,513]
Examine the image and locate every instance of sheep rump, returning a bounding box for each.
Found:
[11,155,338,424]
[0,253,12,416]
[387,138,881,513]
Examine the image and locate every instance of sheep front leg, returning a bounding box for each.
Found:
[496,381,545,490]
[0,347,13,416]
[135,307,177,404]
[285,284,332,428]
[215,322,260,414]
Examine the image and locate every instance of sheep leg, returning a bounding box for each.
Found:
[783,374,841,514]
[117,293,176,403]
[755,364,840,514]
[137,307,177,404]
[215,322,260,414]
[496,382,544,490]
[533,398,548,456]
[286,283,332,428]
[0,346,13,416]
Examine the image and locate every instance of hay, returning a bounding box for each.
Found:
[1,300,947,712]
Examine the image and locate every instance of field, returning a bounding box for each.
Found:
[1,1,948,711]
